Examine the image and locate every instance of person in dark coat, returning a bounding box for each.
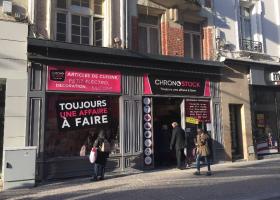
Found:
[91,129,110,181]
[170,122,186,169]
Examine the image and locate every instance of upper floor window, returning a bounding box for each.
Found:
[71,0,90,7]
[55,0,103,46]
[240,7,252,40]
[184,22,202,59]
[138,14,160,54]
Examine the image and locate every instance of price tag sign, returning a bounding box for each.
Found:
[186,117,199,124]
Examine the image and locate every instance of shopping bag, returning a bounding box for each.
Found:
[79,145,86,156]
[89,147,97,163]
[101,139,111,152]
[184,147,187,156]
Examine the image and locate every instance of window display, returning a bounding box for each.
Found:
[253,90,279,155]
[45,94,120,158]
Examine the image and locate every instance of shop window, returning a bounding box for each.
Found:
[253,89,279,155]
[184,22,202,59]
[55,0,103,46]
[45,94,120,158]
[138,14,160,54]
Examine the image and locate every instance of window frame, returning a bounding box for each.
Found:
[239,6,252,41]
[184,29,202,59]
[138,18,161,54]
[54,0,104,46]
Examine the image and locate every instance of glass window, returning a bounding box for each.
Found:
[55,0,104,45]
[45,94,120,158]
[93,18,103,46]
[57,0,67,9]
[240,7,252,40]
[72,0,89,7]
[139,26,148,53]
[71,15,90,44]
[253,89,279,155]
[193,34,201,59]
[184,22,202,59]
[184,33,191,58]
[138,15,160,54]
[56,13,67,42]
[149,27,159,54]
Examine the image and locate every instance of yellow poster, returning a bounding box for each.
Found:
[186,117,199,124]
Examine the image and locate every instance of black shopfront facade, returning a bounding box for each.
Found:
[27,38,224,181]
[249,64,280,156]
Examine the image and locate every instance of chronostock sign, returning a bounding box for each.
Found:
[144,75,211,96]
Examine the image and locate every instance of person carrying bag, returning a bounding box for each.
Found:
[90,130,110,181]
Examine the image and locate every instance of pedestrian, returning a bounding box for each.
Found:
[170,122,186,169]
[194,128,212,176]
[91,129,110,181]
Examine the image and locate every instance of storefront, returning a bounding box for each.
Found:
[250,66,280,156]
[142,75,213,167]
[28,38,224,180]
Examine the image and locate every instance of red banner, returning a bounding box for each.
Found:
[185,98,211,123]
[47,66,121,93]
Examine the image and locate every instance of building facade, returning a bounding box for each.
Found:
[2,0,280,183]
[0,0,29,177]
[25,0,226,181]
[213,0,280,157]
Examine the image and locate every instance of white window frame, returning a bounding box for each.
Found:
[54,0,104,46]
[138,22,161,54]
[184,30,202,59]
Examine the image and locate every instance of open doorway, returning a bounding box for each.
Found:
[229,104,244,161]
[0,82,5,175]
[153,97,182,167]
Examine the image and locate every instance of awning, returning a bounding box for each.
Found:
[28,38,224,78]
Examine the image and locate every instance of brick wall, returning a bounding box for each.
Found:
[202,26,214,60]
[161,21,184,56]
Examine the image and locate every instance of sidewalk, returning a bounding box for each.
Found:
[1,157,280,200]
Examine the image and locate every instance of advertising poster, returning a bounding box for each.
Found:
[185,98,211,123]
[56,98,110,130]
[47,66,121,93]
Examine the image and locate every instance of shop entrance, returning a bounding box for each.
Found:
[153,97,182,167]
[0,83,5,175]
[229,104,244,160]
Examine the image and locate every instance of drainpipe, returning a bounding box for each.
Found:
[120,0,127,48]
[125,0,128,49]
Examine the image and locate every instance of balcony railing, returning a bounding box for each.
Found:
[240,39,262,53]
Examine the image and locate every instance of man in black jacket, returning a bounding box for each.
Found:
[170,122,186,169]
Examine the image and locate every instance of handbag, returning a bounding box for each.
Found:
[79,145,86,157]
[89,147,98,163]
[101,139,111,152]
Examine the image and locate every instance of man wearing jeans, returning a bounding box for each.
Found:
[194,128,212,176]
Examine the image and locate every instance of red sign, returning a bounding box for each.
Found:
[47,66,121,93]
[185,98,211,123]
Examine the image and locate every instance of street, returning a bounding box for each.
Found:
[1,158,280,200]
